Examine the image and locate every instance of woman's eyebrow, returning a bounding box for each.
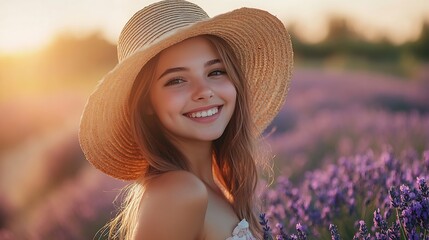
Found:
[157,67,186,80]
[157,59,222,80]
[204,58,222,67]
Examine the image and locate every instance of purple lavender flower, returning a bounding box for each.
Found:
[358,220,371,240]
[400,185,416,204]
[289,234,298,240]
[389,186,401,208]
[374,232,388,240]
[260,150,429,239]
[417,177,428,198]
[386,221,401,240]
[373,208,388,233]
[276,223,299,240]
[259,213,274,240]
[329,224,341,240]
[419,197,429,230]
[401,207,416,234]
[276,223,287,240]
[295,223,307,240]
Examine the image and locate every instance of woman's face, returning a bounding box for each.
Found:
[149,36,236,145]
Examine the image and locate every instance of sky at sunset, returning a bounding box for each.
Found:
[1,0,428,53]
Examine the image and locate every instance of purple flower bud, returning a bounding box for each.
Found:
[417,177,428,197]
[296,223,307,240]
[420,197,429,229]
[358,220,371,240]
[289,234,298,240]
[329,224,341,240]
[386,221,401,240]
[389,186,401,208]
[400,185,416,203]
[373,208,388,233]
[259,213,273,240]
[411,201,423,218]
[375,232,388,240]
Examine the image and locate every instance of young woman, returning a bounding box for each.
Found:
[79,1,293,239]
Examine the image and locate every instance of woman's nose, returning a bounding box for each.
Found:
[192,79,214,101]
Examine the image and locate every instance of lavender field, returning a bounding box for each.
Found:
[268,69,429,180]
[1,64,428,239]
[261,69,429,239]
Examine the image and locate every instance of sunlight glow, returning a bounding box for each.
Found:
[0,26,51,54]
[0,0,428,53]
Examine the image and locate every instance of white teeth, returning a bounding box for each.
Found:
[188,107,219,118]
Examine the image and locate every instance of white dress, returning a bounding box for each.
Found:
[226,219,256,240]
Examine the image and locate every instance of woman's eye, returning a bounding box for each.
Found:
[209,69,226,76]
[165,78,184,86]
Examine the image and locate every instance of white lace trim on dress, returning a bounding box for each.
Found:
[225,219,256,240]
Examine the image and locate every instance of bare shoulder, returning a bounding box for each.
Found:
[146,170,208,197]
[133,171,208,240]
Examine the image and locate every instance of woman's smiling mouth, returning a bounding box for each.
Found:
[185,105,222,118]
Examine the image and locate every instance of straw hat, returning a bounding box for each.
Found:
[79,0,293,180]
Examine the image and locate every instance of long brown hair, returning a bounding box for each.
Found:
[104,35,262,239]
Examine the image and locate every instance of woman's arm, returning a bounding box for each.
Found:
[133,171,208,239]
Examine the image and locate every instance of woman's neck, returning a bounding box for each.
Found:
[170,139,215,184]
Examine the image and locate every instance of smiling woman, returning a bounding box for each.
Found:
[149,37,237,144]
[78,0,292,239]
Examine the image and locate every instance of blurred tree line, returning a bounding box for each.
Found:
[1,17,428,98]
[290,18,429,77]
[41,32,117,81]
[0,32,117,98]
[292,18,429,61]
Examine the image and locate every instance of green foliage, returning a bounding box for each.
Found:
[290,17,429,77]
[292,18,429,61]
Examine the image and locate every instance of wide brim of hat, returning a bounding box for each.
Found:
[79,7,293,181]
